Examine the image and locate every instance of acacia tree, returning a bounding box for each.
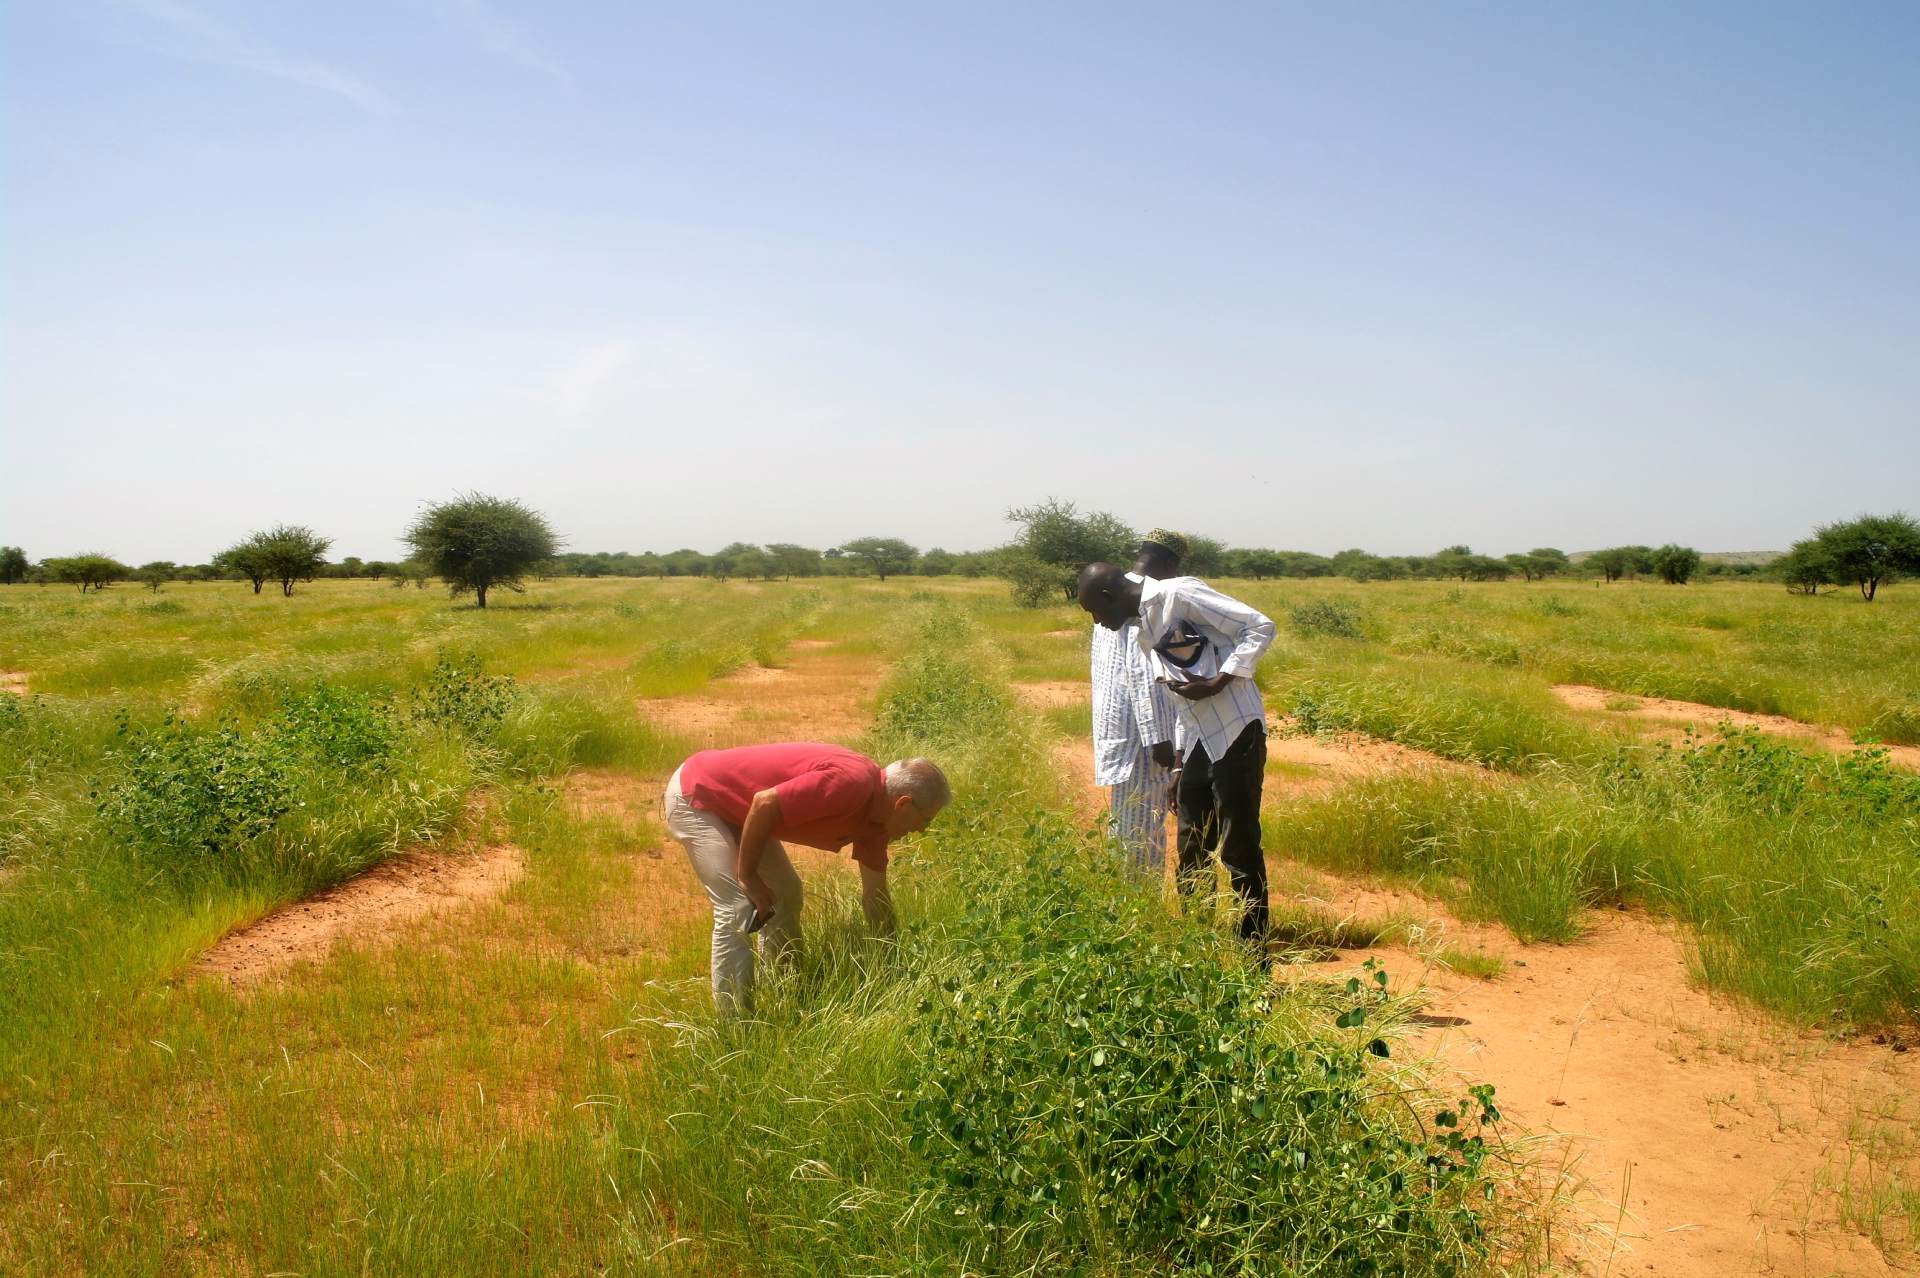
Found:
[1776,539,1832,595]
[216,537,272,593]
[215,526,325,595]
[0,547,27,585]
[766,543,823,579]
[1182,535,1229,577]
[1231,549,1287,580]
[1811,513,1920,601]
[136,561,175,591]
[999,498,1133,605]
[1650,544,1701,585]
[404,493,558,608]
[838,536,919,582]
[47,553,129,592]
[1587,547,1632,583]
[257,525,331,596]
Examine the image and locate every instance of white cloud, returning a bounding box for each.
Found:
[118,0,392,112]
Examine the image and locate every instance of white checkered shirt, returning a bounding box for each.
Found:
[1090,620,1176,786]
[1132,574,1275,764]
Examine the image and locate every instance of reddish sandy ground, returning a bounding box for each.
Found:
[1552,683,1920,772]
[195,842,526,984]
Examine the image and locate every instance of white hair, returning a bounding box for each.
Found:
[883,757,950,811]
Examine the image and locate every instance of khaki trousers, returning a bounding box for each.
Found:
[663,767,803,1015]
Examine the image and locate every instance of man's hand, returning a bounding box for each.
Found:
[1150,740,1177,771]
[735,787,783,918]
[1170,672,1235,701]
[859,865,896,936]
[739,870,775,917]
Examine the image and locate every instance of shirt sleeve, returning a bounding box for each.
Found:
[850,832,889,872]
[771,760,868,827]
[1170,580,1276,680]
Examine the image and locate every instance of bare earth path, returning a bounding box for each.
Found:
[195,842,526,984]
[1552,684,1920,772]
[1020,681,1919,1276]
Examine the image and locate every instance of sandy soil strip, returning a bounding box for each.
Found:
[0,671,26,695]
[1011,680,1087,711]
[638,649,874,749]
[1289,874,1920,1277]
[194,843,526,985]
[1553,684,1920,771]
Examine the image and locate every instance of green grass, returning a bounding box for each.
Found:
[1265,731,1920,1023]
[0,583,1521,1275]
[4,570,1918,1270]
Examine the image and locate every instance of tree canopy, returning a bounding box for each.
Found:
[999,498,1134,606]
[1810,513,1920,602]
[837,536,919,582]
[1650,544,1701,585]
[45,553,129,592]
[404,494,559,608]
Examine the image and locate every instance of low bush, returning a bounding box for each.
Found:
[94,680,473,892]
[412,650,519,737]
[1290,599,1364,639]
[909,822,1502,1274]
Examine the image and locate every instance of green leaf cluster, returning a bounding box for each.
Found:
[905,821,1500,1274]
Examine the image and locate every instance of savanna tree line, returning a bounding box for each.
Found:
[3,500,1914,606]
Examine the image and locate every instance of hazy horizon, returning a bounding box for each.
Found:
[5,2,1916,564]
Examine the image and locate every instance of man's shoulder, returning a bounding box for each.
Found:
[1143,574,1206,602]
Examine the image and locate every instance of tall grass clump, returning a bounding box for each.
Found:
[1268,728,1920,1025]
[610,604,1512,1276]
[1286,662,1613,772]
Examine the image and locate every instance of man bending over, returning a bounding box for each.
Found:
[1077,564,1276,949]
[663,743,949,1014]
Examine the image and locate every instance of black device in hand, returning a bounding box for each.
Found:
[744,903,775,935]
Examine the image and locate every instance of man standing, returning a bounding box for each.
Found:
[663,743,949,1014]
[1090,530,1184,872]
[1076,563,1276,949]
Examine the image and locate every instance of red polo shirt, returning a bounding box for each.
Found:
[679,742,893,870]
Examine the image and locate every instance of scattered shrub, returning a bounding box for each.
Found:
[909,825,1503,1273]
[1290,599,1364,639]
[97,712,298,867]
[412,651,520,738]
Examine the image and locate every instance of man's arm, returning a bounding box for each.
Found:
[735,788,784,914]
[859,864,895,935]
[1166,581,1276,700]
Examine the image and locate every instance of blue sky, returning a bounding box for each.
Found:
[4,1,1916,561]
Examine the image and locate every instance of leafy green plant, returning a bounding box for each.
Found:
[1290,599,1364,639]
[96,712,298,866]
[412,651,520,738]
[906,820,1500,1275]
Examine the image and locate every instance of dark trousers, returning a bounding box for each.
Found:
[1176,720,1269,946]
